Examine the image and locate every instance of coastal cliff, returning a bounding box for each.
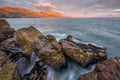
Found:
[0,7,64,18]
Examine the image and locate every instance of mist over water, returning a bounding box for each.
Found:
[4,18,120,80]
[47,58,95,80]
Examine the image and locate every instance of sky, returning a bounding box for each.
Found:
[0,0,120,17]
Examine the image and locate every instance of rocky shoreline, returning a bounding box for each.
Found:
[0,19,120,80]
[78,57,120,80]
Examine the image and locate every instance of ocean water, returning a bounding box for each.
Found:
[3,18,120,80]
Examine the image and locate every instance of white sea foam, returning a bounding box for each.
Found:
[46,59,94,80]
[51,33,67,41]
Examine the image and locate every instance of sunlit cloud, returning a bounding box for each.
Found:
[0,0,120,17]
[33,3,56,11]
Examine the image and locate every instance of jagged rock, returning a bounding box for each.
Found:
[0,19,10,29]
[59,35,107,68]
[0,51,21,80]
[34,35,66,70]
[16,26,44,55]
[0,19,18,55]
[11,52,47,80]
[0,28,15,42]
[23,61,47,80]
[0,37,22,54]
[77,57,120,80]
[0,19,15,42]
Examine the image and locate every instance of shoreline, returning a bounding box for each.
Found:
[0,19,120,80]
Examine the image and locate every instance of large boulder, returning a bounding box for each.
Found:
[34,35,66,70]
[0,19,15,42]
[0,19,10,29]
[0,19,19,55]
[16,26,44,55]
[16,26,66,70]
[59,35,107,67]
[0,51,21,80]
[77,57,120,80]
[0,28,15,42]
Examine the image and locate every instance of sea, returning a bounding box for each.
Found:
[3,18,120,80]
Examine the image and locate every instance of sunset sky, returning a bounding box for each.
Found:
[0,0,120,17]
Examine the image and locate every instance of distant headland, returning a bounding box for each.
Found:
[0,7,66,18]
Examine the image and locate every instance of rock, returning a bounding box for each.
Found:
[0,51,21,80]
[77,57,120,80]
[0,27,15,42]
[13,68,21,80]
[15,52,41,78]
[16,26,44,55]
[0,19,15,42]
[0,19,10,29]
[0,51,8,67]
[59,35,107,68]
[0,35,23,64]
[11,49,46,80]
[0,19,19,55]
[34,35,66,70]
[23,61,47,80]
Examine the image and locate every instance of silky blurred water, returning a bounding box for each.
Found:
[3,18,120,80]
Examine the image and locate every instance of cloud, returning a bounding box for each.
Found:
[0,0,120,17]
[111,9,120,12]
[47,0,120,17]
[33,3,56,11]
[0,3,25,8]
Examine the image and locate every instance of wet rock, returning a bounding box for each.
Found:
[0,19,10,29]
[16,26,44,55]
[15,52,40,77]
[59,35,107,68]
[0,28,15,42]
[0,19,20,55]
[23,61,47,80]
[0,36,23,64]
[0,51,21,80]
[9,50,45,80]
[0,27,15,42]
[77,57,120,80]
[0,19,15,42]
[34,35,66,70]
